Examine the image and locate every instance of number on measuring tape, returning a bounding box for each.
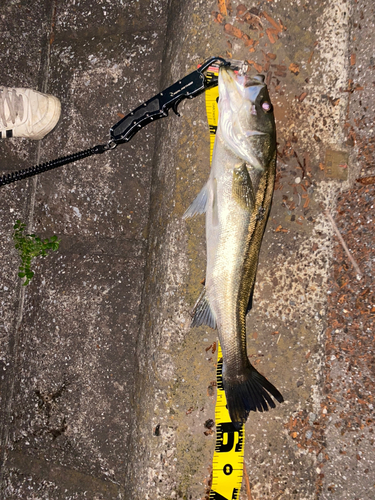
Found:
[216,423,244,453]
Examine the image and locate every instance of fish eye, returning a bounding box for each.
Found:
[262,101,272,112]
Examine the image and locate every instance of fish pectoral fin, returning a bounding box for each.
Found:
[190,287,217,330]
[212,178,219,227]
[232,164,255,209]
[182,183,209,219]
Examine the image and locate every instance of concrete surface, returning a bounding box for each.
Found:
[0,0,374,499]
[0,0,169,498]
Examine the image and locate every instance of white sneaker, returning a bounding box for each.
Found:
[0,87,61,140]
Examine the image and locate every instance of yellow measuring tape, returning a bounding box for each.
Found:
[204,66,245,500]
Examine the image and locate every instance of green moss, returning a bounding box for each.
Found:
[13,220,60,286]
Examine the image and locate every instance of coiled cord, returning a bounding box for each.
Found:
[0,143,109,187]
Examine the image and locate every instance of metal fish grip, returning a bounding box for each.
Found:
[0,57,228,187]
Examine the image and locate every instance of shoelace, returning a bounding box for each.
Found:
[0,87,24,128]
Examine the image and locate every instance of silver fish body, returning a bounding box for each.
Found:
[184,67,283,427]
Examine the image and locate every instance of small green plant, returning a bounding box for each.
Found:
[13,220,60,286]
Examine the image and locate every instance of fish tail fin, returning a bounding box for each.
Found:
[223,361,283,429]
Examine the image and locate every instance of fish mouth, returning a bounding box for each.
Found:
[219,67,266,103]
[218,65,274,120]
[218,65,275,167]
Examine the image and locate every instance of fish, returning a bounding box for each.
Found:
[183,65,283,428]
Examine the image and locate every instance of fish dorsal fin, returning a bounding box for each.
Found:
[182,183,209,219]
[191,287,217,330]
[246,288,254,315]
[232,164,255,209]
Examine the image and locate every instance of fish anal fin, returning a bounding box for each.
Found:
[190,288,217,330]
[183,183,208,219]
[232,164,255,209]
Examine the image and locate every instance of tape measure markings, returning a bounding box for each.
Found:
[202,72,246,498]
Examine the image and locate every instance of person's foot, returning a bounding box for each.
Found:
[0,87,61,140]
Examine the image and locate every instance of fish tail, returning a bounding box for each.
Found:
[223,361,283,429]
